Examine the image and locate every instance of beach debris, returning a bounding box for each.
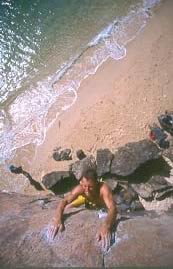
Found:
[111,139,161,176]
[158,111,173,136]
[148,110,173,164]
[76,149,86,160]
[149,123,169,149]
[53,147,72,161]
[9,165,23,174]
[70,155,96,180]
[96,148,114,177]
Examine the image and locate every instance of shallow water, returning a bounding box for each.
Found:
[0,0,141,105]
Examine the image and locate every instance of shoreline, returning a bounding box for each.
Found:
[2,0,173,194]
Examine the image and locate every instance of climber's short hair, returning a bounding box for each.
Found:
[80,168,98,182]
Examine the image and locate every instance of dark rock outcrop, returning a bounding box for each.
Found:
[96,148,114,177]
[111,139,161,176]
[42,171,71,189]
[53,148,72,161]
[70,155,96,180]
[45,139,165,192]
[132,176,173,201]
[1,192,173,267]
[11,137,172,213]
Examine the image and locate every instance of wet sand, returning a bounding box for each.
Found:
[4,0,173,194]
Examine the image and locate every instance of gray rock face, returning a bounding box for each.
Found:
[111,139,161,176]
[105,214,173,267]
[70,155,96,180]
[1,192,173,267]
[132,176,173,201]
[42,171,71,189]
[0,192,102,267]
[96,148,114,177]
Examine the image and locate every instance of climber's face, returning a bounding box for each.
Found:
[80,177,98,196]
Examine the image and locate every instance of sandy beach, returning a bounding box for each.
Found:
[5,0,173,194]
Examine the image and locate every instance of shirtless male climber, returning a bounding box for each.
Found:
[48,168,117,251]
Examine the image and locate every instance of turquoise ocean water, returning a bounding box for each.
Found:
[0,0,161,165]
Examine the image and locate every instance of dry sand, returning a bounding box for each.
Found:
[4,0,173,195]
